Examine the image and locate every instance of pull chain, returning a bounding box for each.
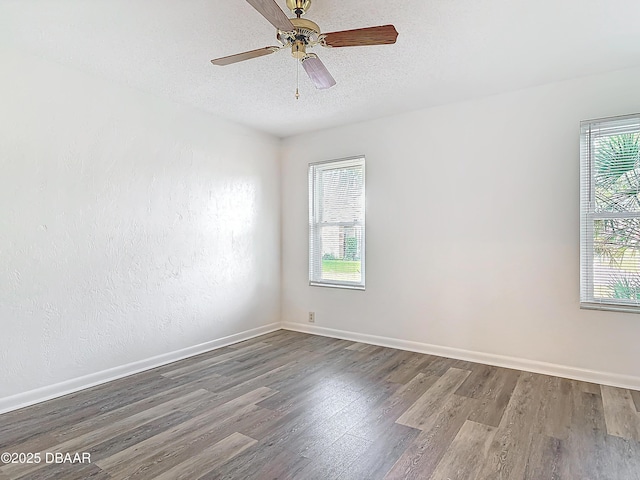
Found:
[295,58,300,100]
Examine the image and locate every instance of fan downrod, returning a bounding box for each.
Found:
[286,0,311,17]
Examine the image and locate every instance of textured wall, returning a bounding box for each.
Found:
[281,66,640,382]
[0,48,281,398]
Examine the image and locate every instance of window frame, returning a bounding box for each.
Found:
[308,156,366,290]
[580,113,640,313]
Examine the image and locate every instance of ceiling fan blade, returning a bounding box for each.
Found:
[301,54,336,90]
[320,25,398,48]
[246,0,295,32]
[211,46,279,66]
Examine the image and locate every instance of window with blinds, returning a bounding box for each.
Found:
[309,156,365,289]
[580,114,640,312]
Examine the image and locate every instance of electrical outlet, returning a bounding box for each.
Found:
[308,312,315,323]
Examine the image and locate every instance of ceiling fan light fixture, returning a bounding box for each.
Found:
[301,54,336,89]
[291,40,307,59]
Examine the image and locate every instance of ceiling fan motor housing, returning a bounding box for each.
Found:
[275,18,321,58]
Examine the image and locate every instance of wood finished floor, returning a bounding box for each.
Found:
[1,330,640,479]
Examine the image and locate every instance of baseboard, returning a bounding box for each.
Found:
[0,323,281,415]
[282,322,640,391]
[4,321,638,415]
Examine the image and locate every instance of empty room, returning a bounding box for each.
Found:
[2,0,640,479]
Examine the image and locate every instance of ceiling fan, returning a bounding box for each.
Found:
[211,0,398,95]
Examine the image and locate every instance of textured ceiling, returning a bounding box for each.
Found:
[1,0,640,137]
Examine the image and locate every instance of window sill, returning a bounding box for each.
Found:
[580,302,640,314]
[309,282,365,291]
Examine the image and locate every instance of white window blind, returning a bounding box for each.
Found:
[309,156,365,289]
[580,114,640,312]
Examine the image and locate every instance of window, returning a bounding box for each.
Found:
[309,156,365,289]
[580,114,640,312]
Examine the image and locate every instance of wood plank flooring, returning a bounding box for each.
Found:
[1,330,639,479]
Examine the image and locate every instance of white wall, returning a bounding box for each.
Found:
[0,48,281,403]
[3,46,640,412]
[281,66,640,386]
